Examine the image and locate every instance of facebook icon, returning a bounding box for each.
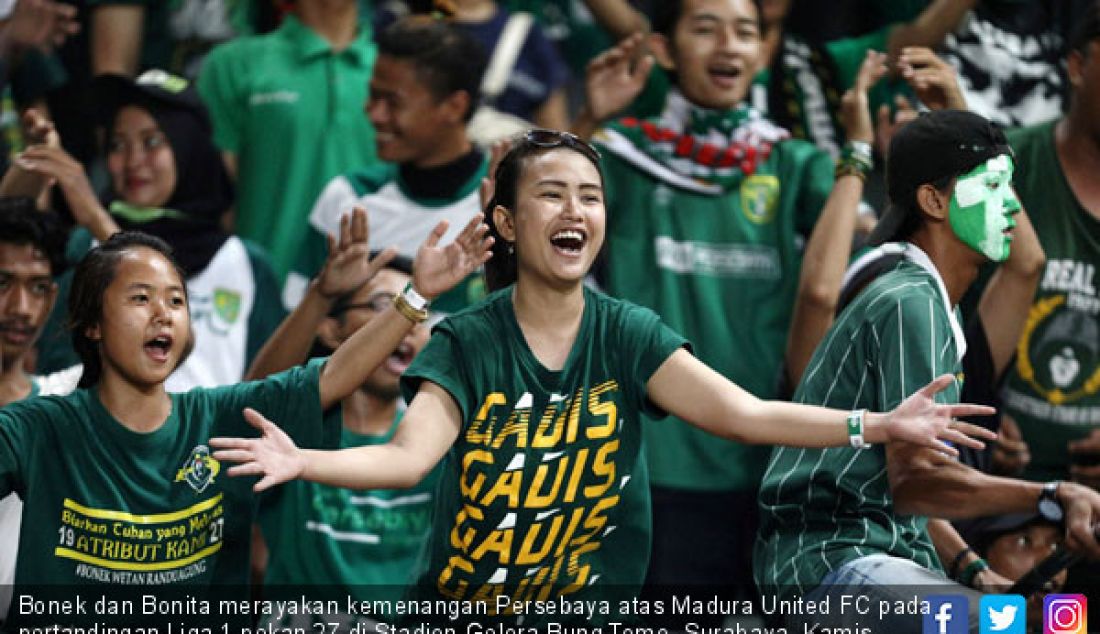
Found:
[924,595,970,634]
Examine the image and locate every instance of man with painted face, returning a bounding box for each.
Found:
[755,110,1100,633]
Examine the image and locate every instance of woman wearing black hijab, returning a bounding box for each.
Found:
[21,70,287,391]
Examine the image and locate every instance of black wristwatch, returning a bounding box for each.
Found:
[1038,480,1064,522]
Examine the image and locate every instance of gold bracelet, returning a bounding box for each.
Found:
[393,292,429,323]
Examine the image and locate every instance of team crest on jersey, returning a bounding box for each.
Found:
[213,289,241,324]
[175,445,220,493]
[740,174,779,225]
[1016,295,1100,405]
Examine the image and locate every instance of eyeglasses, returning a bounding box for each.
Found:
[524,129,601,163]
[331,293,393,316]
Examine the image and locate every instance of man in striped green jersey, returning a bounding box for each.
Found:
[754,110,1100,630]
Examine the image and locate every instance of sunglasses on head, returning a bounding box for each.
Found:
[523,129,601,163]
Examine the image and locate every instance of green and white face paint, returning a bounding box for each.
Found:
[948,154,1021,262]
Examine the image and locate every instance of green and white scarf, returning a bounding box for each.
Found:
[595,88,789,195]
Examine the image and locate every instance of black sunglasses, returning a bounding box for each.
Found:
[524,128,601,163]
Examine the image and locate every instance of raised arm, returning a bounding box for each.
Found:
[245,208,396,380]
[647,348,995,454]
[885,0,978,65]
[316,214,492,409]
[211,380,461,491]
[16,142,121,241]
[572,33,653,139]
[784,51,886,386]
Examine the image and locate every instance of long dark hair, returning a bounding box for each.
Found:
[69,231,192,388]
[483,133,603,292]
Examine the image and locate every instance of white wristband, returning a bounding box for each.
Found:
[847,409,868,449]
[402,282,430,311]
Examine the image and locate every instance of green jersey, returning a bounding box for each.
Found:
[0,359,335,590]
[595,131,833,492]
[260,412,438,604]
[755,249,965,600]
[400,287,687,611]
[1003,121,1100,481]
[197,16,379,280]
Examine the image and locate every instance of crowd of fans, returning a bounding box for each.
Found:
[1,0,1100,632]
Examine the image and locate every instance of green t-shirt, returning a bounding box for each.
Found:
[197,15,379,281]
[260,411,439,604]
[399,287,687,616]
[0,359,336,591]
[755,255,964,600]
[1002,121,1100,481]
[596,135,833,491]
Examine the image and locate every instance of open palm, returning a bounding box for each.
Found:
[317,207,397,298]
[412,214,494,300]
[886,374,997,455]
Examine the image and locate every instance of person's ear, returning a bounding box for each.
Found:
[493,204,516,242]
[648,32,676,71]
[317,317,344,350]
[439,90,472,126]
[916,182,951,222]
[1068,49,1086,90]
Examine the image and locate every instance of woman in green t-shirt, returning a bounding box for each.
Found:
[210,131,995,608]
[0,214,491,595]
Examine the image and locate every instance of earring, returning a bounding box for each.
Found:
[507,242,515,255]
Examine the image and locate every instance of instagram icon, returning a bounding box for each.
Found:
[1045,595,1087,634]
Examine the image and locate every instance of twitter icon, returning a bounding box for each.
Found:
[981,595,1026,634]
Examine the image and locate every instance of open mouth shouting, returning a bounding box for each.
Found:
[144,333,174,363]
[383,340,416,375]
[708,63,744,89]
[550,229,588,257]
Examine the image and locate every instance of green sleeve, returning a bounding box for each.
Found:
[212,357,336,449]
[794,145,836,238]
[825,25,912,116]
[196,43,244,152]
[244,241,289,366]
[401,324,474,423]
[615,302,690,419]
[825,26,891,91]
[872,295,956,411]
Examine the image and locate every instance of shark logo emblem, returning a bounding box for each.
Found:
[175,445,220,493]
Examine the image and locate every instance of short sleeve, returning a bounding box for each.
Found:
[825,27,890,91]
[795,146,836,238]
[872,294,957,411]
[401,324,475,423]
[196,43,244,152]
[212,357,335,449]
[615,304,690,418]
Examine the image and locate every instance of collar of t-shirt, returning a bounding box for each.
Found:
[397,149,485,202]
[902,241,968,362]
[280,14,373,66]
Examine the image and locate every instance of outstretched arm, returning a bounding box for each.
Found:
[646,349,995,454]
[211,381,460,491]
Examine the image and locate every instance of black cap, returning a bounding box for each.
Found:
[868,110,1012,246]
[957,512,1062,554]
[92,70,212,132]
